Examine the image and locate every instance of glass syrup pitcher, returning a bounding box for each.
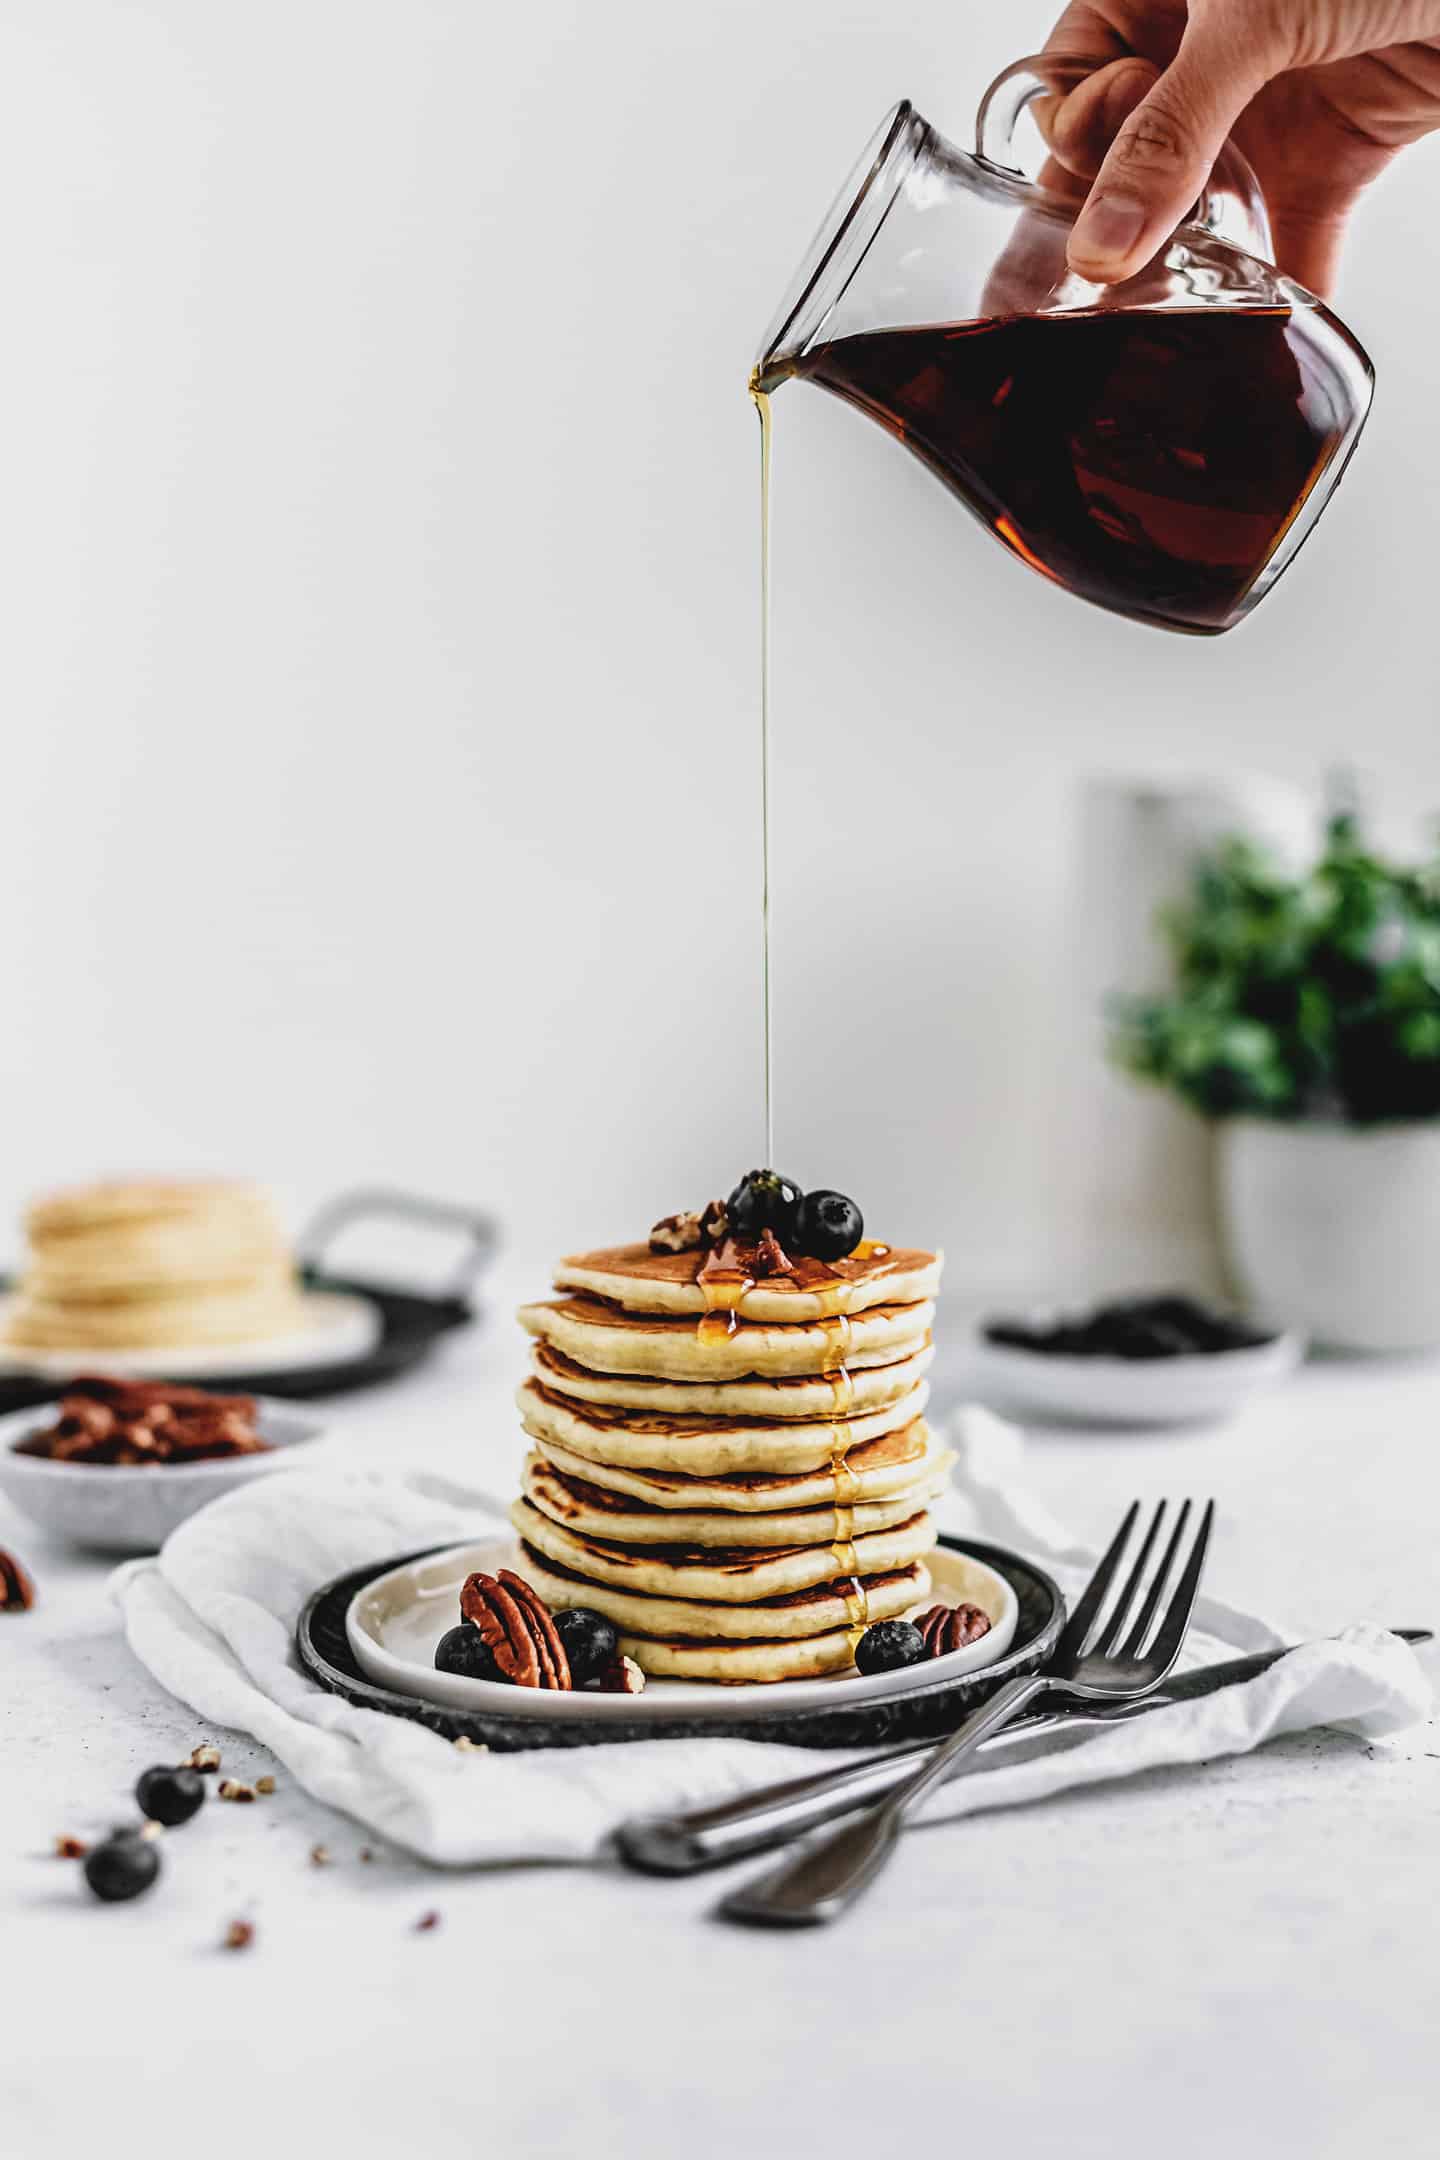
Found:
[753,56,1376,636]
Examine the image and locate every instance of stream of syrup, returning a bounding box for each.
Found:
[751,379,775,1172]
[749,368,894,1640]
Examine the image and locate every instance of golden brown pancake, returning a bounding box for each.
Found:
[514,1539,930,1653]
[554,1240,940,1321]
[510,1494,937,1603]
[529,1340,935,1423]
[518,1294,934,1383]
[517,1372,932,1478]
[521,1447,950,1547]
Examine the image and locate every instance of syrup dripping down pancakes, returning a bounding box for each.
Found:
[513,1230,948,1682]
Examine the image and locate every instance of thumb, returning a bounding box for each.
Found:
[1066,19,1272,282]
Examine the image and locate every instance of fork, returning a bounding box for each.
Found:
[718,1495,1214,1928]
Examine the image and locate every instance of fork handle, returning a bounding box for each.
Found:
[719,1673,1049,1928]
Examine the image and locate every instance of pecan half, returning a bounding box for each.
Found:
[458,1569,571,1689]
[915,1603,992,1657]
[0,1548,35,1611]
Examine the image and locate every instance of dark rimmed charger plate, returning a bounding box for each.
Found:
[0,1187,497,1411]
[296,1533,1066,1753]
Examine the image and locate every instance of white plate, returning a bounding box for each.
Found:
[0,1398,326,1552]
[0,1288,378,1380]
[971,1325,1304,1426]
[346,1534,1019,1722]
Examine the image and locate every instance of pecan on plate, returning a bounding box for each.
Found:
[593,1653,646,1696]
[914,1603,992,1657]
[0,1548,36,1611]
[458,1570,571,1689]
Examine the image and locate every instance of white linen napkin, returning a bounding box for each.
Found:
[111,1409,1432,1868]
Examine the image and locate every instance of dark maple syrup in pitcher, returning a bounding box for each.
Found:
[771,306,1353,636]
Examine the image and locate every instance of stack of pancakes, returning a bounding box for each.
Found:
[513,1237,948,1682]
[2,1179,302,1353]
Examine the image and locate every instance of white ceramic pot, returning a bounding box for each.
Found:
[1218,1118,1440,1351]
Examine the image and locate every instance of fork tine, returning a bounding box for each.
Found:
[1056,1500,1139,1661]
[1117,1498,1191,1658]
[1095,1499,1168,1656]
[1138,1499,1215,1677]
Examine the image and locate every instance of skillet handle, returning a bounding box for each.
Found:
[297,1187,498,1304]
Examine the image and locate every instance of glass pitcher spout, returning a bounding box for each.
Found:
[755,59,1374,635]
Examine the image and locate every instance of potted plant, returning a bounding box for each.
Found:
[1109,816,1440,1351]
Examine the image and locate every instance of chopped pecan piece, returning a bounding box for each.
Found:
[751,1227,795,1278]
[649,1209,704,1254]
[914,1603,992,1657]
[0,1548,35,1611]
[594,1653,646,1696]
[54,1835,89,1860]
[458,1569,571,1689]
[223,1919,255,1951]
[698,1199,729,1246]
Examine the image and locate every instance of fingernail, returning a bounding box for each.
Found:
[1070,191,1148,272]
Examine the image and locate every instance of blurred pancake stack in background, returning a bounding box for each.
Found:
[512,1188,949,1682]
[2,1179,302,1353]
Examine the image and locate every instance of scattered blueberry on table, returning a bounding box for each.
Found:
[83,1830,161,1904]
[135,1764,206,1827]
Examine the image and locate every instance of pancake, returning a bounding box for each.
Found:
[529,1340,935,1422]
[554,1240,941,1321]
[0,1279,301,1351]
[518,1295,934,1383]
[517,1372,932,1478]
[515,1538,930,1648]
[611,1628,890,1683]
[510,1494,937,1603]
[520,1387,943,1497]
[25,1178,279,1241]
[522,1448,950,1547]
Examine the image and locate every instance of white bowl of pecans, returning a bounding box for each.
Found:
[0,1376,324,1553]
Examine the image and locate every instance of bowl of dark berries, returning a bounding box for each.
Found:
[0,1377,325,1552]
[973,1294,1303,1426]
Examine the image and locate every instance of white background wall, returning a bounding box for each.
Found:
[1,0,1438,1291]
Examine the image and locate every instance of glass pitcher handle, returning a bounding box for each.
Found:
[976,53,1273,264]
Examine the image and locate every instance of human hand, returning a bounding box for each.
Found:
[1041,2,1440,292]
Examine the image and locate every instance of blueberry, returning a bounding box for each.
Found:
[796,1189,863,1261]
[84,1830,161,1904]
[135,1764,206,1828]
[434,1624,502,1682]
[554,1607,620,1687]
[725,1170,802,1243]
[854,1619,924,1676]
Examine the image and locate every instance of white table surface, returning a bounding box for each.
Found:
[4,1270,1438,2160]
